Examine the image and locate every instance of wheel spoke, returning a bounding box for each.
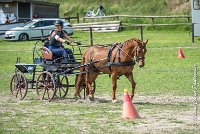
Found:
[59,88,62,97]
[15,75,20,84]
[47,90,50,99]
[38,81,45,87]
[16,90,19,98]
[61,76,64,82]
[14,82,18,86]
[19,88,23,98]
[42,89,46,99]
[61,87,66,94]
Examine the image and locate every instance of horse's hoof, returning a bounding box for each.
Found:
[89,95,94,101]
[112,99,118,103]
[73,95,79,99]
[130,95,134,100]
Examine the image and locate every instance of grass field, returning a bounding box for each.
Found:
[0,29,200,133]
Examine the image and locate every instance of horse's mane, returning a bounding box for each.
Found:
[123,38,142,46]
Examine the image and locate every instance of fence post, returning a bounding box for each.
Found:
[140,26,144,41]
[90,27,93,46]
[192,23,195,43]
[187,17,190,23]
[77,13,80,23]
[151,17,154,23]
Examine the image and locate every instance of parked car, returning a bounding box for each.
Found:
[5,18,74,41]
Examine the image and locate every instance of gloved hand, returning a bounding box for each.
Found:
[64,40,70,45]
[74,41,81,45]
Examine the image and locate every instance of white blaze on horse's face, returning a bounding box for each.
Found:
[136,40,148,68]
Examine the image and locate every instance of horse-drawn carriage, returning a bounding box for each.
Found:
[10,38,148,102]
[10,40,95,102]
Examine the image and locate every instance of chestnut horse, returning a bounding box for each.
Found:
[75,38,148,102]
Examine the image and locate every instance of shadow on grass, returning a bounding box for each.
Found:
[134,101,189,107]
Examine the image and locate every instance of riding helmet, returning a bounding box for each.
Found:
[54,20,63,28]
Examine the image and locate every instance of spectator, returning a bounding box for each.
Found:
[33,14,39,19]
[95,4,105,16]
[5,16,15,24]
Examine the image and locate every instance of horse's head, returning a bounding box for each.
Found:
[135,39,148,68]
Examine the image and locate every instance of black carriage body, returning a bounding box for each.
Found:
[10,40,94,101]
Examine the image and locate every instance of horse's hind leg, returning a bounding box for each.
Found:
[86,71,99,101]
[111,73,118,103]
[125,73,136,100]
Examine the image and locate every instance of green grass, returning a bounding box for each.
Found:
[0,29,200,133]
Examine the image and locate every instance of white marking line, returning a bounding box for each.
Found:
[149,46,199,50]
[0,46,199,52]
[0,49,32,52]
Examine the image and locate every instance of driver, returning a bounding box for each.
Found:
[48,20,81,62]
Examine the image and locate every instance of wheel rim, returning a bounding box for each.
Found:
[36,71,56,102]
[55,75,69,98]
[10,72,28,100]
[20,34,28,41]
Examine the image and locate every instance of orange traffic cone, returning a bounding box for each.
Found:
[122,89,140,119]
[178,48,185,58]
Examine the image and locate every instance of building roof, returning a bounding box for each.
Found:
[0,0,59,6]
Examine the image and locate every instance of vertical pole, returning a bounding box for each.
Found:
[90,27,93,46]
[68,16,71,22]
[187,17,190,23]
[193,64,198,133]
[77,13,80,23]
[140,26,144,41]
[192,23,195,43]
[151,18,154,23]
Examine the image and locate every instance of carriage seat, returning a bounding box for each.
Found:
[41,47,62,61]
[41,47,53,60]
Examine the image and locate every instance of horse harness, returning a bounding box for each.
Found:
[100,43,130,73]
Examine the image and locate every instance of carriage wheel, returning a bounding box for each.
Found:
[10,72,28,100]
[55,75,69,98]
[36,71,56,102]
[75,75,96,99]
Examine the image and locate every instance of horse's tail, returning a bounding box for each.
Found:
[74,54,86,97]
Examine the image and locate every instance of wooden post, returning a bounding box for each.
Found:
[68,16,71,22]
[77,13,80,23]
[151,17,154,23]
[187,17,190,23]
[192,23,195,43]
[90,27,93,46]
[140,26,144,41]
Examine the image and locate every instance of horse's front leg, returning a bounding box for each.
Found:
[111,73,118,103]
[125,73,136,100]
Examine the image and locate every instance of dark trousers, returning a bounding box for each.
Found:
[49,45,75,62]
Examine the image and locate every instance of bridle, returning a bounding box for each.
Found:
[116,42,146,63]
[135,45,146,62]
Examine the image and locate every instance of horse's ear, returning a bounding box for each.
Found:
[144,39,148,45]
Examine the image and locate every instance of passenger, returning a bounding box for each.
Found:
[48,20,81,62]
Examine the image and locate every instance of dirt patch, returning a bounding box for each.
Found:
[1,93,199,133]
